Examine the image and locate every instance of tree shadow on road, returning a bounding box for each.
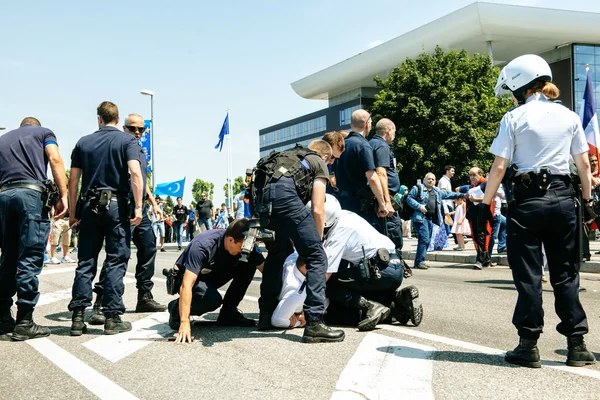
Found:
[377,345,517,368]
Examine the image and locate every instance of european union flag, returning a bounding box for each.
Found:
[140,120,152,172]
[214,113,229,152]
[155,177,186,198]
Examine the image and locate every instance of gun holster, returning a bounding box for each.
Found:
[41,179,59,213]
[90,189,112,214]
[162,266,182,295]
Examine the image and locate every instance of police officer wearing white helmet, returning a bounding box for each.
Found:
[308,194,422,331]
[481,54,595,368]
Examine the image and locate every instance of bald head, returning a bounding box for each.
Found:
[350,109,371,136]
[20,117,41,127]
[375,118,396,144]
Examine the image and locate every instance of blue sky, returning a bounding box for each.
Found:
[1,0,599,205]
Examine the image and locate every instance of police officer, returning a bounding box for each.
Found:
[67,101,144,336]
[369,118,403,251]
[336,109,391,221]
[313,195,422,331]
[167,219,264,343]
[88,114,167,326]
[0,117,68,341]
[482,54,595,368]
[255,140,345,343]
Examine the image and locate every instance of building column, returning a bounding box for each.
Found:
[487,41,494,65]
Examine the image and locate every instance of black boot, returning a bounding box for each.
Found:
[566,335,596,367]
[257,311,275,331]
[104,315,132,335]
[505,338,541,368]
[0,310,16,341]
[357,298,389,332]
[302,321,345,343]
[392,285,423,326]
[135,291,167,313]
[70,308,87,336]
[88,294,105,325]
[168,299,180,330]
[217,307,256,327]
[11,309,50,341]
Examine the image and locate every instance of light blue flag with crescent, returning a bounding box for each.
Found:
[155,177,185,198]
[140,120,152,172]
[214,112,229,152]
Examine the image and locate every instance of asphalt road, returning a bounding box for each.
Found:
[1,247,600,400]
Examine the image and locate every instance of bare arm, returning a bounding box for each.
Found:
[175,269,198,343]
[574,152,592,200]
[482,156,509,205]
[310,178,327,238]
[45,144,68,219]
[128,160,143,226]
[366,169,387,217]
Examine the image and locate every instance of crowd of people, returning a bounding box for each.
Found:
[0,54,595,369]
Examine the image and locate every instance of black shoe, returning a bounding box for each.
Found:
[414,263,429,270]
[12,318,50,341]
[257,312,275,331]
[302,321,345,343]
[178,246,182,251]
[168,300,180,330]
[70,308,88,336]
[505,338,541,368]
[357,298,389,332]
[393,285,423,326]
[160,247,166,252]
[136,291,167,312]
[88,295,105,325]
[498,248,507,254]
[217,307,256,327]
[0,311,16,341]
[566,335,596,367]
[104,315,132,335]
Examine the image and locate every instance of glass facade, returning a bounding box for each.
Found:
[339,105,361,126]
[573,44,600,116]
[259,137,313,158]
[260,116,326,149]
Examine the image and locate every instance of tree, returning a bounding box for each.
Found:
[164,196,175,214]
[65,168,81,194]
[192,178,215,202]
[222,176,245,198]
[369,46,514,186]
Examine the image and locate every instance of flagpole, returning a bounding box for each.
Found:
[227,110,232,209]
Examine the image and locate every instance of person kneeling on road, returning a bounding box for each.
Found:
[314,195,423,331]
[167,219,264,343]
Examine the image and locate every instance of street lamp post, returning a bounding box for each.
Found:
[140,90,155,191]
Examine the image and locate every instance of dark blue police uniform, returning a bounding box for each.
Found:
[168,229,263,328]
[0,124,56,337]
[336,131,376,217]
[93,146,161,310]
[369,134,403,250]
[68,126,142,318]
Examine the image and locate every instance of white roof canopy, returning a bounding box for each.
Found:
[291,2,600,100]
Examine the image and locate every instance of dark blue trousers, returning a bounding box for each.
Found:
[94,209,156,296]
[507,181,588,339]
[0,187,50,315]
[375,212,404,251]
[259,177,327,323]
[69,199,130,317]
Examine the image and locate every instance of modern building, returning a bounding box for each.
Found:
[259,2,600,157]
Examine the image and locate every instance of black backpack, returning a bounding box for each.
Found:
[400,184,422,220]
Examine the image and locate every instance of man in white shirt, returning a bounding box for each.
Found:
[438,165,455,237]
[271,252,307,329]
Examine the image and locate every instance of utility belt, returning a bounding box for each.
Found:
[353,247,393,282]
[512,171,570,202]
[341,187,376,216]
[0,180,59,213]
[76,188,126,217]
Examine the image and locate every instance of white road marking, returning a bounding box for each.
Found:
[27,338,138,399]
[331,332,434,400]
[381,325,600,380]
[83,312,174,363]
[37,277,136,307]
[40,266,76,276]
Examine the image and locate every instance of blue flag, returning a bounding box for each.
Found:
[155,177,185,198]
[139,120,152,172]
[214,113,229,152]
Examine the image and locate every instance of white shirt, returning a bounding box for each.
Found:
[490,93,588,175]
[438,175,453,211]
[493,185,505,216]
[324,210,396,273]
[271,253,306,329]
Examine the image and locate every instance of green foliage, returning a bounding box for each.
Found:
[222,176,245,198]
[192,179,215,202]
[369,46,514,186]
[65,168,82,194]
[164,196,175,214]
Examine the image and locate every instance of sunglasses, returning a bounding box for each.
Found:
[125,126,146,134]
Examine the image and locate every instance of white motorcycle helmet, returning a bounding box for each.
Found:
[306,193,341,230]
[494,54,552,103]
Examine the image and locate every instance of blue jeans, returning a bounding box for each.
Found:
[174,222,184,247]
[413,218,434,267]
[197,217,213,231]
[0,187,50,314]
[489,214,507,253]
